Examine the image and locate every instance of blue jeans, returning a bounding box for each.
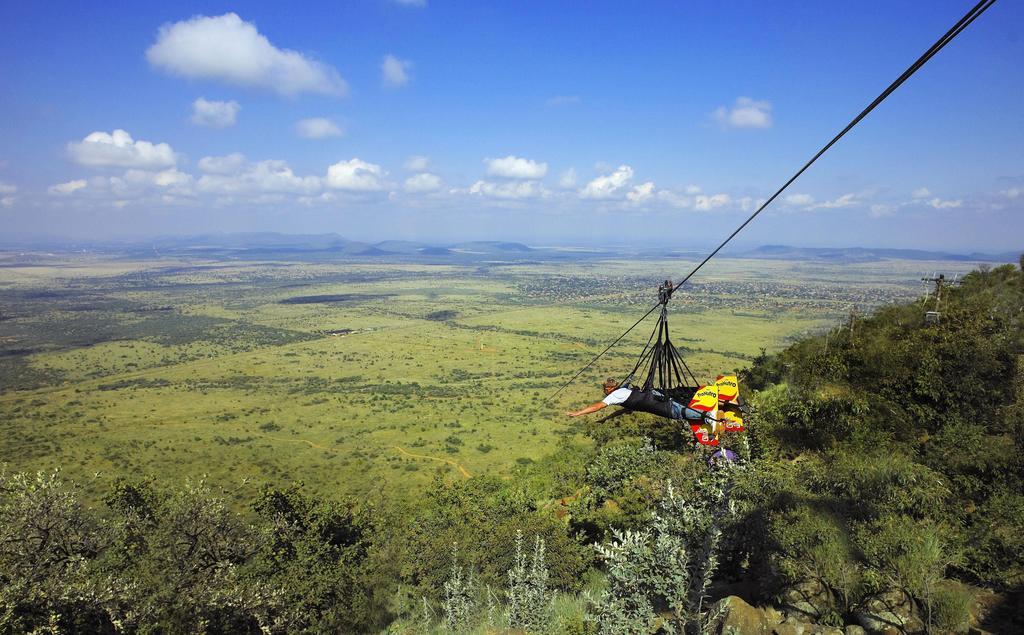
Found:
[670,400,705,422]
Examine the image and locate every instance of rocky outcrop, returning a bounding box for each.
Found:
[715,596,850,635]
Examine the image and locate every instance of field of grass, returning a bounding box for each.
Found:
[0,253,979,505]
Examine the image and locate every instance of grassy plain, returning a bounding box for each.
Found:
[0,252,980,506]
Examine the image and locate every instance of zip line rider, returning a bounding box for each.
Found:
[566,377,744,447]
[566,375,717,422]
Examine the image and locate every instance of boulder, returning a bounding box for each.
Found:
[764,607,785,625]
[844,626,866,635]
[781,579,832,621]
[718,596,768,634]
[854,590,924,634]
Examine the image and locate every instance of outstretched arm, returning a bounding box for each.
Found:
[569,401,606,415]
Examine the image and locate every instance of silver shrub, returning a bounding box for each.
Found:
[506,529,552,632]
[590,466,737,634]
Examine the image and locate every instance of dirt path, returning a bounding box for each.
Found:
[392,445,472,478]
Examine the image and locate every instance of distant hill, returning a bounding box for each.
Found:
[449,241,533,254]
[739,244,1018,263]
[372,241,428,254]
[6,233,1018,265]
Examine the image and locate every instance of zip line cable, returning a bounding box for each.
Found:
[547,0,997,402]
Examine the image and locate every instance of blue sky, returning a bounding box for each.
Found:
[0,1,1021,251]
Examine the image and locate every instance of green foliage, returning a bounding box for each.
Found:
[442,543,475,631]
[742,257,1024,591]
[585,437,656,500]
[0,470,110,633]
[930,584,972,633]
[505,530,552,632]
[588,469,736,634]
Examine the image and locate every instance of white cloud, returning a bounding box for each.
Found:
[0,181,17,194]
[469,180,545,199]
[558,168,577,189]
[658,190,692,209]
[713,97,773,129]
[146,13,347,97]
[198,160,320,195]
[999,187,1020,199]
[912,187,931,199]
[404,172,442,192]
[546,95,581,107]
[381,54,411,88]
[580,165,633,199]
[685,184,702,195]
[405,155,430,171]
[325,158,385,191]
[627,182,655,203]
[392,0,426,6]
[485,155,548,179]
[49,179,88,195]
[296,117,344,139]
[870,204,896,217]
[191,97,240,128]
[0,197,13,208]
[694,193,731,211]
[810,193,857,209]
[784,193,814,206]
[198,153,247,174]
[927,197,962,209]
[124,168,193,190]
[67,129,177,169]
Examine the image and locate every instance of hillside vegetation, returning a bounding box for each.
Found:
[2,258,1021,633]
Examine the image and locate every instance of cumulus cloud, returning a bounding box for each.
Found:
[810,193,857,210]
[627,182,655,203]
[469,180,545,199]
[927,197,962,209]
[68,129,177,169]
[912,187,931,199]
[404,172,442,192]
[123,168,194,190]
[381,54,411,88]
[123,168,193,189]
[713,97,773,129]
[0,197,13,208]
[999,187,1020,200]
[784,193,814,206]
[485,155,548,179]
[146,13,347,96]
[296,117,344,139]
[0,181,17,194]
[737,196,759,211]
[405,155,430,171]
[558,168,577,189]
[658,190,692,209]
[49,179,88,195]
[198,153,247,174]
[870,204,897,217]
[580,165,633,199]
[685,184,701,195]
[325,158,385,191]
[191,97,240,128]
[198,159,319,195]
[694,193,731,211]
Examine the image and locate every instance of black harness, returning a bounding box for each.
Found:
[620,387,676,419]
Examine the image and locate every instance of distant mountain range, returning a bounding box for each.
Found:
[736,244,1021,263]
[2,232,1019,264]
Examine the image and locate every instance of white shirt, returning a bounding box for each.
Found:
[602,387,633,406]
